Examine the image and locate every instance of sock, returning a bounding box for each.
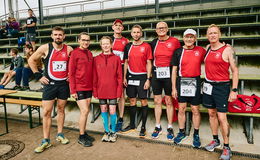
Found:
[130,106,137,129]
[118,117,123,122]
[101,112,109,133]
[179,128,185,134]
[168,124,173,129]
[194,129,199,135]
[110,113,117,133]
[141,105,149,128]
[156,124,161,128]
[224,143,230,148]
[213,135,220,143]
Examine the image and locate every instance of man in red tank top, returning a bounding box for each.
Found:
[29,26,73,153]
[112,19,129,131]
[171,29,206,148]
[203,24,239,160]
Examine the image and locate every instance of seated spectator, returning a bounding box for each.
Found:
[6,17,20,38]
[14,45,43,90]
[0,25,7,39]
[0,48,24,89]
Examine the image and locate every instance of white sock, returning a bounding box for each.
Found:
[168,124,173,129]
[156,124,161,128]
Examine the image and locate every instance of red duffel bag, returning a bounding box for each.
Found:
[228,94,260,113]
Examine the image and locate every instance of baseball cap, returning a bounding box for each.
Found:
[113,19,123,25]
[183,29,197,37]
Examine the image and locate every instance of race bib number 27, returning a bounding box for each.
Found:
[52,61,67,72]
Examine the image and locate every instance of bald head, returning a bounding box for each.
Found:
[156,21,169,38]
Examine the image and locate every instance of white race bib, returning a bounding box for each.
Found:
[203,82,213,95]
[128,80,140,86]
[113,50,124,61]
[156,67,170,78]
[180,78,197,97]
[52,61,67,72]
[27,19,31,24]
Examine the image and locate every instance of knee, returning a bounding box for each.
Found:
[56,105,65,114]
[81,108,90,116]
[141,99,147,106]
[178,107,186,115]
[43,109,52,117]
[191,108,200,116]
[154,97,162,105]
[165,96,173,106]
[208,111,217,119]
[130,98,136,106]
[218,115,228,124]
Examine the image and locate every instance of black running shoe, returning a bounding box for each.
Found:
[78,135,93,147]
[121,125,136,134]
[84,132,95,142]
[139,127,146,138]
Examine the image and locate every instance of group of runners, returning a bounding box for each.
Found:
[27,19,238,160]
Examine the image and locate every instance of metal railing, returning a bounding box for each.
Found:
[1,0,184,24]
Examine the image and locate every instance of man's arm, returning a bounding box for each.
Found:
[28,44,49,84]
[224,46,239,102]
[144,60,152,90]
[171,66,178,99]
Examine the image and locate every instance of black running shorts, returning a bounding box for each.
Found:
[126,79,148,99]
[177,76,202,105]
[76,91,92,100]
[42,83,70,100]
[202,82,230,113]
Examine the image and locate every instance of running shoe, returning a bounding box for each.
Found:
[34,139,52,153]
[115,120,123,132]
[102,132,110,142]
[78,135,92,147]
[204,140,221,152]
[192,134,201,148]
[84,132,95,142]
[139,127,146,138]
[219,146,232,160]
[166,128,174,140]
[174,132,186,144]
[151,127,162,139]
[121,125,136,134]
[56,133,69,144]
[12,85,21,90]
[109,132,117,143]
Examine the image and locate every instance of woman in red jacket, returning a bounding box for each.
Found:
[93,36,122,143]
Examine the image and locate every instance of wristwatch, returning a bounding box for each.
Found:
[232,88,238,92]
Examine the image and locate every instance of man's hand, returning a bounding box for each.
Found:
[39,76,49,85]
[143,80,150,90]
[71,93,78,99]
[228,91,237,102]
[172,88,178,99]
[123,78,128,87]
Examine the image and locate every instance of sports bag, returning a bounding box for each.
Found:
[228,94,260,113]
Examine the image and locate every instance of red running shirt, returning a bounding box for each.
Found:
[124,42,153,75]
[172,46,206,77]
[47,44,69,81]
[152,36,181,67]
[112,37,129,64]
[204,45,230,82]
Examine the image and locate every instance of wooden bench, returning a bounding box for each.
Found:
[0,98,42,129]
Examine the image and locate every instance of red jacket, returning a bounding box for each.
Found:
[69,47,93,94]
[93,53,122,99]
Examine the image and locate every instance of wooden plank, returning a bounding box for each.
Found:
[0,98,42,106]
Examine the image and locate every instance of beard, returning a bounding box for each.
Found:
[54,40,63,45]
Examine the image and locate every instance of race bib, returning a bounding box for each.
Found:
[203,82,213,95]
[180,78,197,97]
[156,67,170,78]
[113,50,124,60]
[128,80,140,86]
[52,61,67,72]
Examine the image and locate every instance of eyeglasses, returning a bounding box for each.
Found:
[156,27,167,30]
[81,39,90,42]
